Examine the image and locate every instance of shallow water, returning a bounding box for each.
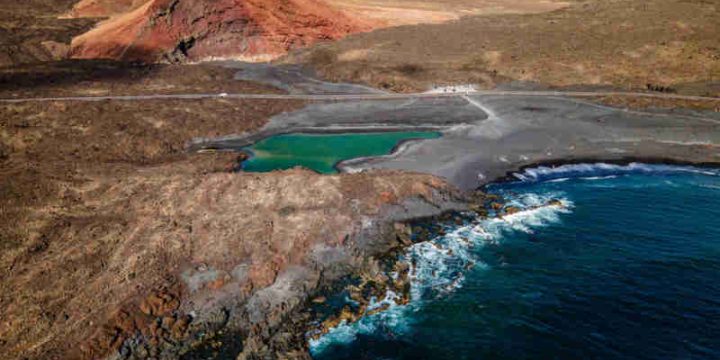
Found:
[241,132,440,174]
[311,163,720,360]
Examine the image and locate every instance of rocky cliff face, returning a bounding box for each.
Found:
[68,0,371,63]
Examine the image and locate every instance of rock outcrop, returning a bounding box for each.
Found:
[68,0,372,63]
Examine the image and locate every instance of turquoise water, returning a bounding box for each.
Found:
[241,132,440,174]
[311,163,720,359]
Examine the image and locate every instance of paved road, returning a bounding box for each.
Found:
[1,90,718,103]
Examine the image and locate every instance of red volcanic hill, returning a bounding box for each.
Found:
[68,0,372,63]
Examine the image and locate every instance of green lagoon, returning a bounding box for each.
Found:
[241,131,441,174]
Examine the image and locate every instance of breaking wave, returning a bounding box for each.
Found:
[311,163,720,359]
[512,162,719,183]
[309,192,572,356]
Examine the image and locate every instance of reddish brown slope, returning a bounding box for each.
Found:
[68,0,372,63]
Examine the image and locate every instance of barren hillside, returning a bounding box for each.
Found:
[289,0,720,94]
[0,0,94,66]
[68,0,373,63]
[1,0,569,66]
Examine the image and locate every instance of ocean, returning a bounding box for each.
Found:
[310,163,720,360]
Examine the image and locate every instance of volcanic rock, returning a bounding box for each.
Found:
[68,0,372,63]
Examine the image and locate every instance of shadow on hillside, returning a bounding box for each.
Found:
[0,58,167,96]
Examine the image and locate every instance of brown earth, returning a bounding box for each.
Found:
[0,95,295,358]
[0,92,460,358]
[328,0,568,26]
[590,95,720,112]
[289,0,720,94]
[65,0,149,18]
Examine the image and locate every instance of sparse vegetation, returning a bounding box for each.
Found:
[307,46,339,67]
[393,63,424,75]
[289,0,720,95]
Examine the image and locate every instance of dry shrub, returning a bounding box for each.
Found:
[308,47,338,67]
[393,63,424,75]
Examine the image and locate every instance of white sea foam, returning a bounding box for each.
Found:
[309,192,572,355]
[513,163,719,183]
[308,293,413,354]
[547,177,570,183]
[579,175,619,181]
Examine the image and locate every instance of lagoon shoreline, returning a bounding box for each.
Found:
[196,85,719,192]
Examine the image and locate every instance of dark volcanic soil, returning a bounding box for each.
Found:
[0,0,96,66]
[0,61,284,98]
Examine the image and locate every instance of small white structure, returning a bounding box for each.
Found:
[425,84,477,94]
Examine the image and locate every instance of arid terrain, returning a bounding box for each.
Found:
[0,87,467,359]
[289,0,720,94]
[0,0,93,66]
[1,0,719,359]
[2,0,572,65]
[327,0,568,26]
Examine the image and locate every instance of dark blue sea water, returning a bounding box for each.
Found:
[310,163,720,360]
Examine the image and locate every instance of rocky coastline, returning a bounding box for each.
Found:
[190,186,546,360]
[294,189,569,356]
[91,91,720,358]
[99,157,717,360]
[95,170,471,360]
[104,172,551,359]
[2,0,719,357]
[180,105,720,358]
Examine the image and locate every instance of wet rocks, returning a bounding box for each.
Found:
[394,222,413,246]
[548,199,564,207]
[303,190,529,341]
[504,206,521,215]
[311,296,327,304]
[468,191,504,217]
[309,258,415,339]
